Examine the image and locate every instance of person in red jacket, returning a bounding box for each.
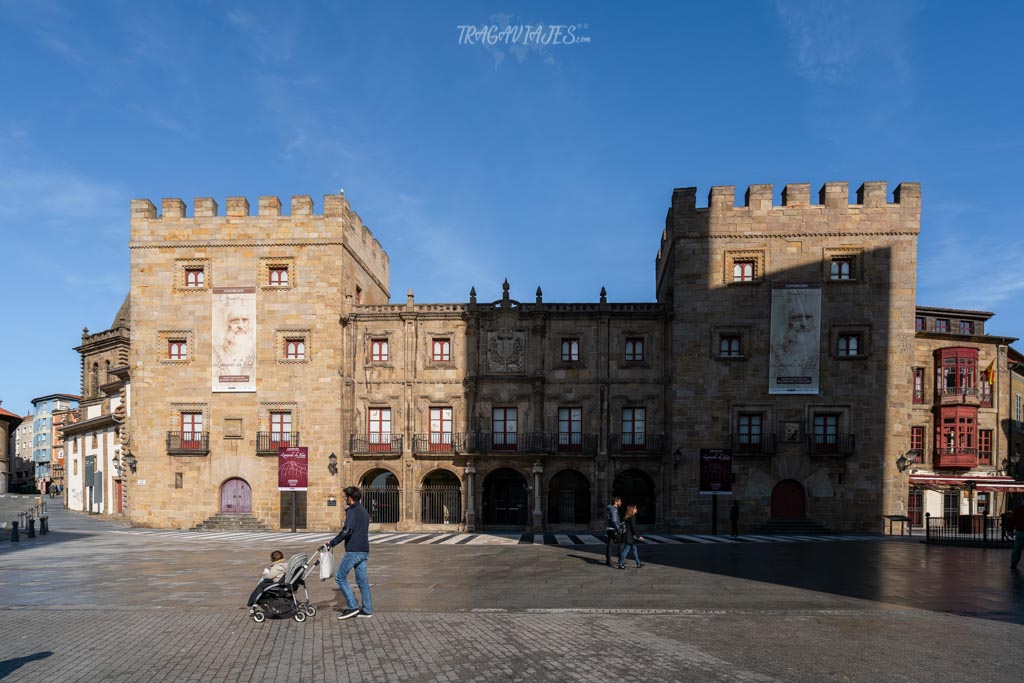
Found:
[1011,500,1024,571]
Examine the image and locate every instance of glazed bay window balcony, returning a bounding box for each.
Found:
[609,433,665,455]
[256,432,301,455]
[350,433,404,455]
[166,431,210,455]
[731,432,777,456]
[807,433,856,456]
[933,446,978,469]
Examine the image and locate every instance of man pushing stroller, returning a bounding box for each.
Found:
[322,486,373,620]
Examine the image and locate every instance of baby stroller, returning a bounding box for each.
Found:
[248,551,321,623]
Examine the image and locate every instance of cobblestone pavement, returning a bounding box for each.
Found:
[1,508,1022,682]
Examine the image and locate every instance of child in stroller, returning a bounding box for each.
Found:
[247,549,321,623]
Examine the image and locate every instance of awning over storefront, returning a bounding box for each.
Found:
[909,474,1024,492]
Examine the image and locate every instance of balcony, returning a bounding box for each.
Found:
[731,432,777,457]
[550,432,598,454]
[936,385,980,407]
[166,431,210,456]
[256,431,301,456]
[474,432,554,454]
[412,432,475,454]
[609,433,665,456]
[807,433,856,457]
[933,447,978,469]
[350,433,404,456]
[912,389,924,404]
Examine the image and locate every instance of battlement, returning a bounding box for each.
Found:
[129,192,389,270]
[668,181,920,214]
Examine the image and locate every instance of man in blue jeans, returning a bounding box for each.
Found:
[324,486,372,620]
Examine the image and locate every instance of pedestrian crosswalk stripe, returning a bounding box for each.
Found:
[644,535,683,544]
[577,534,602,545]
[394,534,432,544]
[554,534,571,545]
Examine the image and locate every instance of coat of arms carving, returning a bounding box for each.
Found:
[487,331,526,372]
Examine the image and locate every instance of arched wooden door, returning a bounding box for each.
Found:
[220,478,252,514]
[770,479,805,518]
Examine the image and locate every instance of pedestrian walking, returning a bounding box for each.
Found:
[605,496,622,567]
[730,501,740,538]
[1010,500,1024,571]
[1001,510,1013,541]
[323,486,373,619]
[617,504,644,569]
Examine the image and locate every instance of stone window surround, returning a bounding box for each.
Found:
[168,403,209,432]
[275,329,311,363]
[803,404,852,436]
[560,337,583,365]
[822,247,864,283]
[259,403,299,433]
[622,335,648,366]
[711,325,751,360]
[723,248,766,286]
[174,259,211,292]
[730,404,776,441]
[259,256,295,290]
[830,323,871,360]
[368,333,393,364]
[426,332,456,366]
[159,330,194,364]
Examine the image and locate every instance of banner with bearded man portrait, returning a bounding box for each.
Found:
[212,287,256,392]
[769,284,821,395]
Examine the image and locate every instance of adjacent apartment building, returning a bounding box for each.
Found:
[30,393,80,492]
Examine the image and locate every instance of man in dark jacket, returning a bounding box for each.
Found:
[324,486,373,619]
[1010,500,1024,571]
[730,501,740,538]
[605,496,622,567]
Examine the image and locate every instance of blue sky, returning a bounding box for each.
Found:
[1,0,1022,416]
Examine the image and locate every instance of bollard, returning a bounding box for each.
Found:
[10,521,18,542]
[18,512,25,528]
[27,517,35,538]
[39,517,48,535]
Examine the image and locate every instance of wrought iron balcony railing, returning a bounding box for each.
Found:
[412,432,474,454]
[609,433,665,455]
[256,431,301,455]
[807,433,856,456]
[731,432,777,456]
[350,433,404,455]
[166,431,210,455]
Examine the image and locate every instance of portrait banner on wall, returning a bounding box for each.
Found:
[769,284,821,395]
[212,287,256,392]
[278,447,308,491]
[699,448,732,495]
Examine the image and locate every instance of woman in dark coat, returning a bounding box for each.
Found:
[617,504,644,569]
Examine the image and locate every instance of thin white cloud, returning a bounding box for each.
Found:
[225,8,296,65]
[38,34,85,64]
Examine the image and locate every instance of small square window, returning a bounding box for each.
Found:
[719,335,741,358]
[935,319,950,333]
[268,266,289,287]
[915,317,925,332]
[625,337,645,362]
[285,338,306,360]
[830,257,854,280]
[561,338,580,362]
[958,321,974,335]
[168,339,187,360]
[837,334,860,357]
[371,338,389,362]
[732,260,756,282]
[184,268,204,288]
[432,338,451,362]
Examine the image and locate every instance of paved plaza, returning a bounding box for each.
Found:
[1,508,1022,682]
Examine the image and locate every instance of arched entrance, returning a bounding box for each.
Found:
[547,469,591,525]
[361,468,400,524]
[482,468,528,527]
[220,478,252,514]
[771,479,806,518]
[421,469,462,525]
[612,469,656,524]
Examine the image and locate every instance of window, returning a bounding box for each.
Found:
[732,260,755,282]
[268,266,289,287]
[980,374,993,407]
[977,492,990,516]
[355,286,362,304]
[492,408,518,450]
[979,429,993,464]
[270,412,291,447]
[935,318,949,333]
[910,426,924,454]
[719,335,741,358]
[937,407,976,456]
[181,412,203,449]
[368,408,392,451]
[285,338,306,360]
[168,339,187,360]
[943,491,960,525]
[935,347,977,397]
[737,413,762,451]
[908,489,923,527]
[1017,393,1023,424]
[625,337,645,362]
[558,407,582,451]
[812,414,839,453]
[432,338,451,362]
[837,334,860,357]
[830,257,853,280]
[184,268,204,288]
[912,367,924,403]
[429,407,453,451]
[915,316,925,332]
[958,321,974,335]
[621,407,646,449]
[370,338,389,362]
[561,338,580,362]
[175,473,183,489]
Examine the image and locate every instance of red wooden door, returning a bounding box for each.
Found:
[221,478,252,513]
[115,480,124,514]
[771,480,805,518]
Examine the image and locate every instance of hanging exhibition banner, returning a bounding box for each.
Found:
[768,284,821,395]
[699,448,733,495]
[212,287,256,392]
[278,447,309,491]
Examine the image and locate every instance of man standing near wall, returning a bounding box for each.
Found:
[1010,498,1024,571]
[605,496,622,567]
[324,486,373,619]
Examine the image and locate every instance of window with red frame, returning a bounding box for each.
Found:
[184,268,204,288]
[812,413,839,452]
[168,339,187,360]
[285,338,305,359]
[270,411,291,447]
[181,412,203,448]
[561,338,580,362]
[370,338,389,362]
[432,338,451,362]
[268,266,289,286]
[978,429,993,464]
[625,337,644,362]
[958,320,974,335]
[936,406,976,456]
[912,367,924,403]
[980,375,993,407]
[915,316,925,332]
[429,407,453,451]
[492,407,518,450]
[908,489,923,527]
[732,260,755,282]
[935,318,949,333]
[368,408,392,451]
[910,426,924,453]
[621,407,646,449]
[935,347,977,396]
[558,407,582,451]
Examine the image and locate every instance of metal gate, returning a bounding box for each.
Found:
[421,485,462,525]
[558,489,575,523]
[363,486,401,524]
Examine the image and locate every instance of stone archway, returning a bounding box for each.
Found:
[771,479,806,519]
[220,478,252,514]
[482,468,528,527]
[421,469,462,525]
[361,468,400,524]
[547,469,592,526]
[612,469,656,524]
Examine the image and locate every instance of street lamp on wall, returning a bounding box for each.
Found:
[896,450,917,473]
[328,452,338,476]
[123,453,137,473]
[673,449,682,469]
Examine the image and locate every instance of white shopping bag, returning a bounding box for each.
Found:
[319,549,333,580]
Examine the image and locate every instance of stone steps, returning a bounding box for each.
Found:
[751,518,832,535]
[192,514,270,532]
